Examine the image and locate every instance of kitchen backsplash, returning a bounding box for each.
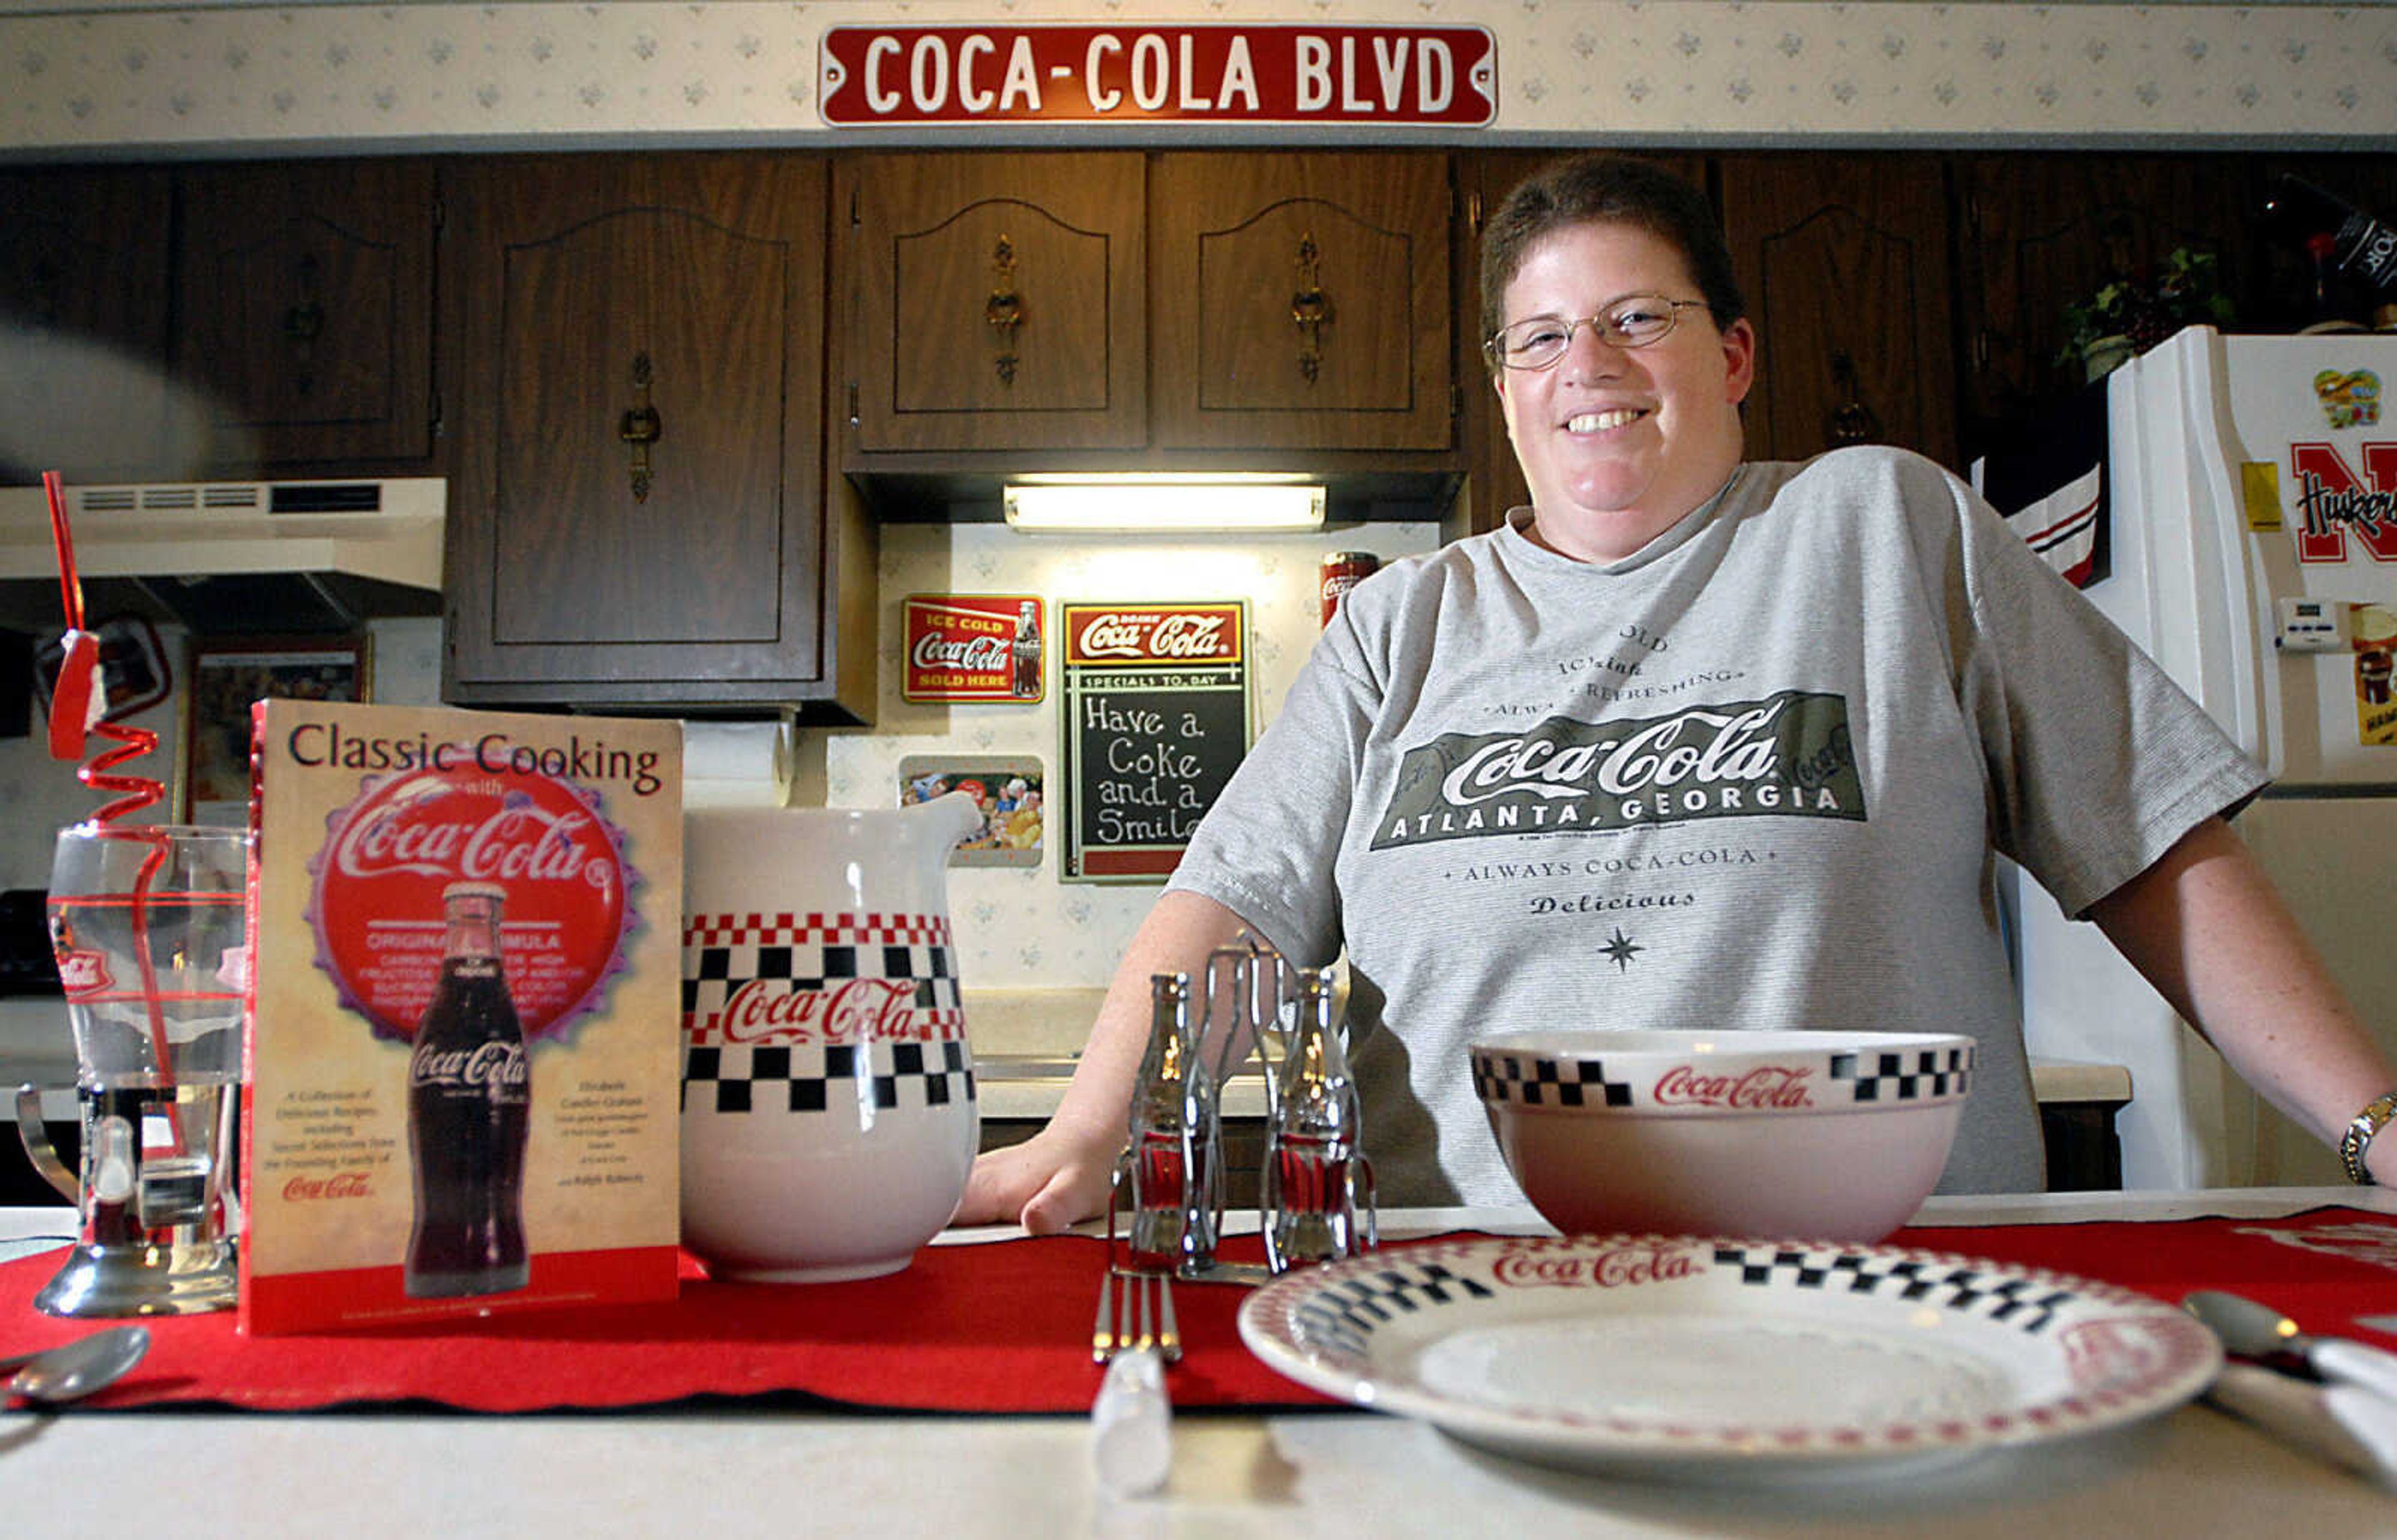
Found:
[821,521,1438,998]
[0,524,1434,1007]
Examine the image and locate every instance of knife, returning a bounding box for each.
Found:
[2185,1291,2397,1405]
[2206,1362,2397,1485]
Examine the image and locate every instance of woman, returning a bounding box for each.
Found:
[956,154,2397,1230]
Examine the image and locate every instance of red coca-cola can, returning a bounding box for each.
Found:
[1320,551,1380,627]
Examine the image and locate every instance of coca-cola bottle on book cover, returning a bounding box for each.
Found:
[405,880,532,1298]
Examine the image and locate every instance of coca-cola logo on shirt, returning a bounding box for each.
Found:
[309,757,639,1044]
[1652,1064,1815,1111]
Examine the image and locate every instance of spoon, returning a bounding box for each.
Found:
[3,1325,150,1406]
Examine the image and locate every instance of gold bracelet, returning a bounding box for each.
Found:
[2340,1091,2397,1185]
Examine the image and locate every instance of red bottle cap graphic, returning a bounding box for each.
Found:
[308,757,640,1043]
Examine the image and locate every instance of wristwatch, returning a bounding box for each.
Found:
[2340,1091,2397,1185]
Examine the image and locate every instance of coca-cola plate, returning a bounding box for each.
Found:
[1237,1234,2220,1483]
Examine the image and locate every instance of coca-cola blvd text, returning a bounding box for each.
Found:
[284,720,668,797]
[820,22,1496,127]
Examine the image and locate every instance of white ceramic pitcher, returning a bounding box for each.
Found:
[680,791,983,1282]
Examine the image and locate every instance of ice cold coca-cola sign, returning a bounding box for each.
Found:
[310,761,637,1044]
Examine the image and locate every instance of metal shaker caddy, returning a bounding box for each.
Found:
[1110,936,1376,1284]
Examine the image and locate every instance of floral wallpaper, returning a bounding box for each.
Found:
[0,1,2390,154]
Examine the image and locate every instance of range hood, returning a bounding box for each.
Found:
[0,478,445,633]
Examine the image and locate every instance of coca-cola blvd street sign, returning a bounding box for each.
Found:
[820,23,1496,127]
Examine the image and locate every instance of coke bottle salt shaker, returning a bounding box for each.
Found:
[405,880,532,1298]
[1262,966,1373,1272]
[1123,972,1216,1272]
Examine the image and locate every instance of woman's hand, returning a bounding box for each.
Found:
[954,1120,1119,1232]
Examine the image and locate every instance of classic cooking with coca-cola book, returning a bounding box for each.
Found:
[238,699,684,1334]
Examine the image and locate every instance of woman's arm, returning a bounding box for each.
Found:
[953,890,1261,1232]
[2089,815,2397,1184]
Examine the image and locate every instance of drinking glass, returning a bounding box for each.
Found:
[16,822,251,1316]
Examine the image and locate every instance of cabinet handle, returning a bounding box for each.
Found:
[618,352,663,503]
[281,253,325,397]
[1291,232,1331,384]
[1825,351,1881,446]
[984,234,1023,386]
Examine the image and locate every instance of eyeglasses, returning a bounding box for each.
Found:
[1483,295,1712,371]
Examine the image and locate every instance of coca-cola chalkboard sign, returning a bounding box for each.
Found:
[1058,601,1251,882]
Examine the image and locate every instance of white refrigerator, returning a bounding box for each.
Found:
[1990,325,2397,1190]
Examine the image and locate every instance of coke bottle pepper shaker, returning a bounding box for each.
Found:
[404,880,532,1298]
[1263,965,1372,1272]
[1124,971,1216,1272]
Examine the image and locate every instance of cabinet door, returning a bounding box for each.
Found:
[0,168,175,483]
[1956,155,2253,448]
[843,153,1144,455]
[1720,154,1959,470]
[1152,153,1451,452]
[174,160,438,472]
[443,154,835,708]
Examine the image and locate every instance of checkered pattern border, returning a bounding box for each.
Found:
[1473,1041,1976,1108]
[1471,1052,1634,1109]
[682,910,963,1049]
[1830,1045,1975,1103]
[1710,1243,2071,1334]
[682,1039,976,1116]
[1288,1261,1496,1360]
[682,911,952,950]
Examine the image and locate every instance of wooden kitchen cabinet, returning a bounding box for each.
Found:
[841,153,1145,455]
[172,159,439,473]
[1718,154,1959,471]
[1151,152,1453,453]
[0,167,176,483]
[1954,154,2255,451]
[838,150,1460,476]
[441,152,871,720]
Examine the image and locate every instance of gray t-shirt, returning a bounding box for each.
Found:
[1167,446,2266,1204]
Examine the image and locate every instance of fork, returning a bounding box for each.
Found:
[1091,1267,1183,1365]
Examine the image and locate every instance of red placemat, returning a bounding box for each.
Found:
[7,1207,2395,1416]
[0,1231,1335,1415]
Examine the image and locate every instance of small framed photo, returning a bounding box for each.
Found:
[899,754,1043,868]
[182,636,372,825]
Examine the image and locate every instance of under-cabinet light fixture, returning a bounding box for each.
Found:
[1002,474,1326,533]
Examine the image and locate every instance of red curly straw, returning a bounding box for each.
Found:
[44,471,177,1088]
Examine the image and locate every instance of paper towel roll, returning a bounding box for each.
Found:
[682,720,792,808]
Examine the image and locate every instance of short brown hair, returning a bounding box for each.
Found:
[1479,155,1747,372]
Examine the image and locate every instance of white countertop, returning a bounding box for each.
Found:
[3,1188,2393,1538]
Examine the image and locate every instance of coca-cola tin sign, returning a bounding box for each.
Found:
[1059,601,1251,882]
[903,594,1045,704]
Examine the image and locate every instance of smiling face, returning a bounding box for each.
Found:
[1493,221,1756,562]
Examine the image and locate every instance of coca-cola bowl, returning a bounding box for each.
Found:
[1469,1029,1974,1243]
